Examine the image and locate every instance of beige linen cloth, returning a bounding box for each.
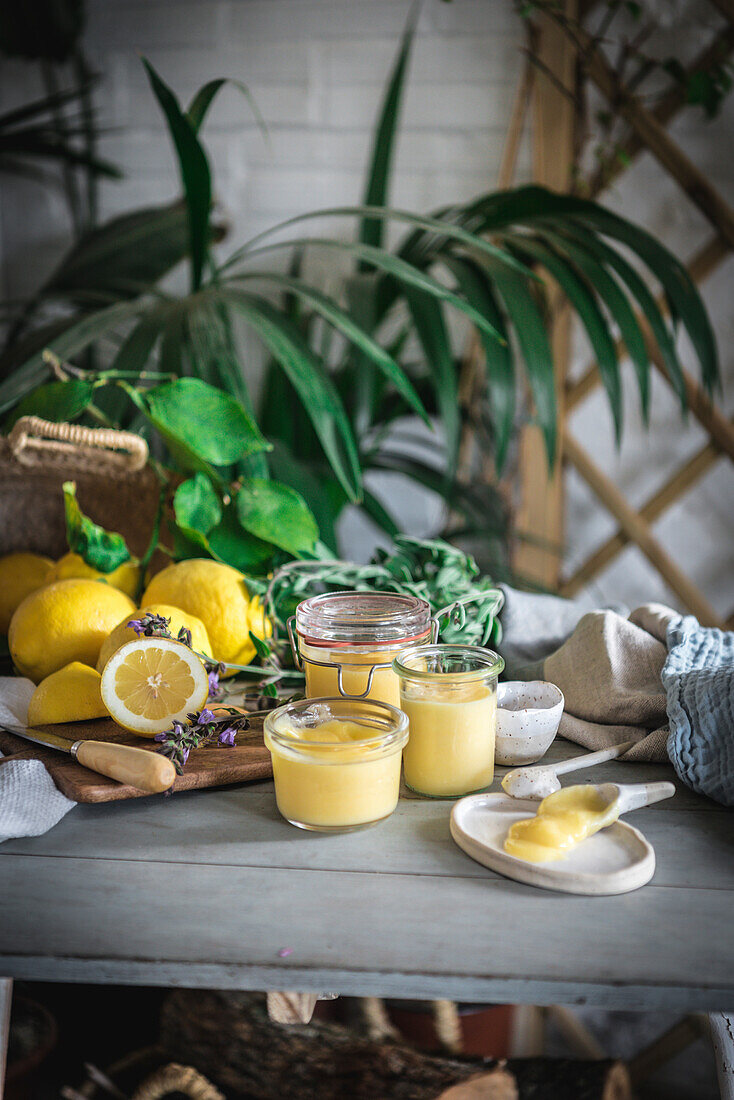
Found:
[537,603,677,762]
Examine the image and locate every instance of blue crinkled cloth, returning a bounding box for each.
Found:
[664,613,734,807]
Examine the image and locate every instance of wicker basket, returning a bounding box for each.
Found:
[0,416,162,559]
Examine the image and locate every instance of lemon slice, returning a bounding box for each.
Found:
[100,637,209,737]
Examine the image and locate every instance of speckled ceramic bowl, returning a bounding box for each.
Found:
[495,681,564,766]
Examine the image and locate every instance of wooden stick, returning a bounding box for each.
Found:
[548,1005,606,1061]
[561,419,733,595]
[160,989,631,1100]
[498,52,535,191]
[588,27,734,198]
[563,431,723,625]
[455,51,535,490]
[627,1015,706,1086]
[581,28,734,250]
[513,0,578,588]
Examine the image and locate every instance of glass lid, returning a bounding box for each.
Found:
[295,590,432,645]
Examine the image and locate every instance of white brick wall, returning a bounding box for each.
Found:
[0,0,732,614]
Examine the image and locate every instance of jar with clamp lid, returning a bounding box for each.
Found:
[289,591,436,707]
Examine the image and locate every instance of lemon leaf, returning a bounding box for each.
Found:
[62,481,132,573]
[236,478,318,556]
[173,474,222,543]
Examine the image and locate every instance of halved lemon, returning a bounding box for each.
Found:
[100,637,209,737]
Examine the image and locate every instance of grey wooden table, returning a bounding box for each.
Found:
[1,741,733,1095]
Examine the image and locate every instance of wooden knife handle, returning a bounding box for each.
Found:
[74,740,176,793]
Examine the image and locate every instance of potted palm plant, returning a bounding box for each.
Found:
[0,15,718,579]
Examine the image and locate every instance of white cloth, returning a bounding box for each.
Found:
[0,677,76,842]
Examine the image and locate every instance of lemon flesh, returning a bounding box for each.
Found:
[28,662,107,726]
[101,637,209,737]
[9,578,136,684]
[96,603,212,673]
[0,552,54,633]
[142,558,271,669]
[53,552,140,599]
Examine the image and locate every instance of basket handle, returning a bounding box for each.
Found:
[8,416,149,473]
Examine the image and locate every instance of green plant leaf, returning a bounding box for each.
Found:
[62,481,132,573]
[109,305,170,375]
[507,235,622,443]
[481,256,556,466]
[360,486,400,538]
[535,227,651,422]
[224,277,429,425]
[225,290,362,502]
[224,205,534,281]
[440,254,515,473]
[268,440,341,552]
[43,202,220,303]
[0,300,144,415]
[186,297,270,480]
[5,378,93,428]
[403,287,459,472]
[463,186,718,394]
[143,377,271,468]
[157,304,188,377]
[186,78,266,136]
[236,478,319,555]
[173,474,222,543]
[248,630,272,661]
[540,218,683,413]
[142,58,212,292]
[207,502,273,571]
[358,3,417,257]
[232,237,505,345]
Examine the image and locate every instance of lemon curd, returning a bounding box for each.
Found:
[291,592,432,707]
[300,642,404,706]
[394,645,504,798]
[264,699,409,832]
[504,785,620,863]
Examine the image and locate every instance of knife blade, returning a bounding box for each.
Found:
[1,722,79,754]
[0,722,176,793]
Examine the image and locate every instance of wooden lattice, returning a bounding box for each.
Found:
[491,1,733,627]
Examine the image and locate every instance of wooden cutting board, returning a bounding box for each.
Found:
[0,716,272,803]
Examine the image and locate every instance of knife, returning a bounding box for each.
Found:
[0,723,176,793]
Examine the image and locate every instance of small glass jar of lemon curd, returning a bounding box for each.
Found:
[289,591,434,707]
[264,698,409,832]
[394,645,504,798]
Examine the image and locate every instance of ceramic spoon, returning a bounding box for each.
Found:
[501,740,637,800]
[585,781,675,826]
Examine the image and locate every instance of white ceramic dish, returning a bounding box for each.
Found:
[450,792,655,896]
[495,680,564,766]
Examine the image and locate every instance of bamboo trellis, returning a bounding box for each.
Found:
[500,1,734,627]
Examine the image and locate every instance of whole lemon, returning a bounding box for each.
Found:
[0,552,54,633]
[52,551,141,599]
[9,578,136,683]
[96,603,212,673]
[141,559,268,668]
[28,662,107,726]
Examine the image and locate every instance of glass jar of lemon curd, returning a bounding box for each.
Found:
[394,644,504,798]
[264,697,409,831]
[289,591,435,707]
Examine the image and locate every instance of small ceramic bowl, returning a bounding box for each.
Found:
[495,680,564,766]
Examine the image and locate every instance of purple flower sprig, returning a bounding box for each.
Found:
[154,707,250,774]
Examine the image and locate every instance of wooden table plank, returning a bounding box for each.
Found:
[2,785,732,891]
[0,853,732,1010]
[1,741,731,1011]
